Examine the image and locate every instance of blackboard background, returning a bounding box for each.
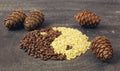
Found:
[0,0,120,71]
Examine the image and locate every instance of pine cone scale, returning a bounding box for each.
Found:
[11,11,26,22]
[25,16,40,24]
[28,15,42,23]
[30,11,44,21]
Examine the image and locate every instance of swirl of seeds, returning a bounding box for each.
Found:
[20,27,66,60]
[20,27,91,61]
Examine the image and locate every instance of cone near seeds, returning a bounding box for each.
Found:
[74,11,100,28]
[4,10,26,30]
[91,36,113,61]
[24,10,44,31]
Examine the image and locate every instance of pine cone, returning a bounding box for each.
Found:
[24,10,44,30]
[91,36,113,61]
[4,10,26,30]
[74,11,100,28]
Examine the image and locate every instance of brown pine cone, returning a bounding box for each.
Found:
[91,36,113,61]
[74,11,100,28]
[24,10,44,30]
[4,10,26,30]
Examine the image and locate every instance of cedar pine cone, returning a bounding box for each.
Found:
[91,36,113,61]
[4,10,26,30]
[24,10,44,30]
[74,11,100,28]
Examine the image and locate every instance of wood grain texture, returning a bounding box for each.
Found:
[0,0,120,71]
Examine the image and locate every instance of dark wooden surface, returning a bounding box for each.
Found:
[0,0,120,71]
